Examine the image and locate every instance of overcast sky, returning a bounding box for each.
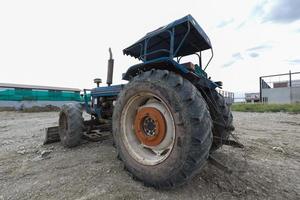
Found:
[0,0,299,94]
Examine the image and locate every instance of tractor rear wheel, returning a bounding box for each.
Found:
[208,90,234,150]
[58,103,84,147]
[113,70,212,188]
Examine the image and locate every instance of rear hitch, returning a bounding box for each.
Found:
[222,139,244,148]
[208,155,233,174]
[43,122,112,145]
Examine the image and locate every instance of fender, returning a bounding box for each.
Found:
[122,57,219,90]
[122,57,188,80]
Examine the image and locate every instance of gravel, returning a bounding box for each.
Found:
[0,111,299,200]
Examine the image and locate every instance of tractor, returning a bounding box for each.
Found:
[45,15,241,189]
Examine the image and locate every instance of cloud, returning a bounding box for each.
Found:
[249,52,259,58]
[251,0,268,18]
[245,44,271,58]
[232,52,244,60]
[222,48,264,67]
[287,59,300,64]
[216,18,234,28]
[246,44,271,52]
[223,60,236,68]
[235,21,247,30]
[222,52,243,67]
[255,0,300,23]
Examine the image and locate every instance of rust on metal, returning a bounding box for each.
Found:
[134,107,166,146]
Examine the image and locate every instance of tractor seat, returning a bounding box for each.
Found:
[181,62,195,71]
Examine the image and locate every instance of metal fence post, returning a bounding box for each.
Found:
[289,70,292,103]
[259,77,262,102]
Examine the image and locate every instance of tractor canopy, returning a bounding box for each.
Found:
[123,14,212,62]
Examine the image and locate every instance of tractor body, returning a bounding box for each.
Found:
[86,15,220,120]
[46,15,238,189]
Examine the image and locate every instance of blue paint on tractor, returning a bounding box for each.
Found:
[91,85,123,97]
[122,14,217,89]
[123,14,212,61]
[122,57,189,80]
[83,85,123,117]
[84,14,220,119]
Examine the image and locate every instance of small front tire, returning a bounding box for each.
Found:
[58,103,84,148]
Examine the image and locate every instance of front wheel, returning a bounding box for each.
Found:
[113,70,213,188]
[58,103,84,147]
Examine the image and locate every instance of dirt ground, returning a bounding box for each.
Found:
[0,111,299,200]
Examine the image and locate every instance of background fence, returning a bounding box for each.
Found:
[216,89,234,104]
[259,71,300,104]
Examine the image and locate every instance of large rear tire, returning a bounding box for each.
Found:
[113,70,213,188]
[208,90,234,150]
[58,103,84,148]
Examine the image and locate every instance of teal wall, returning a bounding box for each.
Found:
[0,88,81,101]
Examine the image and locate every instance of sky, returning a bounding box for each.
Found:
[0,0,299,95]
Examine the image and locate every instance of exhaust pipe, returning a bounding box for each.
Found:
[107,48,114,86]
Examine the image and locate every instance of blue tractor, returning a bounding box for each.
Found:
[47,15,238,188]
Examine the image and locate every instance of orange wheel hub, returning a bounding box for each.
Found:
[134,107,166,146]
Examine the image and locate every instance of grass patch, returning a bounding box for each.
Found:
[231,103,300,113]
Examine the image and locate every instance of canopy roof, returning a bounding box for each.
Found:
[123,14,212,61]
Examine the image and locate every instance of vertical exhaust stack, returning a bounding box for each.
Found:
[107,48,114,86]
